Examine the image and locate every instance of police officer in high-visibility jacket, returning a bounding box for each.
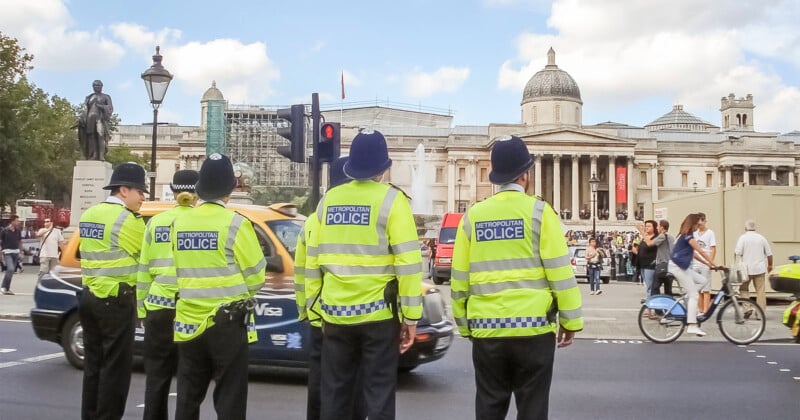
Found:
[295,156,367,420]
[79,162,147,420]
[171,153,266,420]
[137,169,199,420]
[307,130,422,420]
[451,135,583,420]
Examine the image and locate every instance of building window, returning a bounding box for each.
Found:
[658,171,664,187]
[532,107,537,124]
[435,167,444,183]
[457,201,468,212]
[681,172,688,187]
[555,104,561,123]
[640,170,647,186]
[480,167,488,183]
[706,172,713,187]
[575,107,579,123]
[458,167,466,181]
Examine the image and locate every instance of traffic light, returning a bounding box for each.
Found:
[318,122,340,163]
[276,104,305,163]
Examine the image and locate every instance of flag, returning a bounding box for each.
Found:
[341,72,345,100]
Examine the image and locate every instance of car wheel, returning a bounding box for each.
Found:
[61,313,85,370]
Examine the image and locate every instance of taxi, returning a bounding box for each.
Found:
[30,202,453,372]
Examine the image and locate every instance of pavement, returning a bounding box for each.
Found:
[1,266,794,342]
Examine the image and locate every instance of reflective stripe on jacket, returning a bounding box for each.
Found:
[306,180,423,325]
[171,202,266,342]
[79,202,145,298]
[293,214,322,327]
[450,189,583,338]
[137,205,192,317]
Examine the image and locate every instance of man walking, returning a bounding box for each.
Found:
[1,215,22,295]
[307,130,422,420]
[79,163,147,419]
[37,217,65,277]
[451,135,583,420]
[734,219,773,312]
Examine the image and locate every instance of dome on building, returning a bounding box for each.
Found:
[645,104,717,132]
[521,48,582,105]
[201,81,225,102]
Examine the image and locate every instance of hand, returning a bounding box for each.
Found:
[557,327,575,348]
[399,324,416,354]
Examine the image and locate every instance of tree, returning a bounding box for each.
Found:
[106,144,150,168]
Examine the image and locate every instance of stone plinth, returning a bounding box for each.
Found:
[228,191,254,205]
[70,160,113,226]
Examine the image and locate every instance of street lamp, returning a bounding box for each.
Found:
[693,181,698,192]
[589,173,600,240]
[141,46,173,200]
[456,178,462,212]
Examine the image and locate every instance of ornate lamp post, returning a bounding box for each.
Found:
[141,46,173,200]
[589,173,600,239]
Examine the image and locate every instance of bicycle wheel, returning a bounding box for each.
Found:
[717,298,765,345]
[638,305,685,343]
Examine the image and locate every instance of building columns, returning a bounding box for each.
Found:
[534,155,542,197]
[553,155,561,215]
[608,155,616,217]
[627,156,634,221]
[650,163,658,203]
[571,155,579,221]
[743,165,750,185]
[447,158,456,212]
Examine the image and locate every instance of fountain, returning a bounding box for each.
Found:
[410,143,433,214]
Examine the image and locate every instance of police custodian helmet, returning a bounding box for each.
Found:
[103,162,149,193]
[343,129,392,180]
[195,153,237,201]
[170,169,199,193]
[488,135,533,185]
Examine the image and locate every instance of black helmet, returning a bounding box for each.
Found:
[488,135,533,185]
[104,162,149,193]
[195,153,237,201]
[170,170,199,193]
[343,129,392,180]
[330,156,350,188]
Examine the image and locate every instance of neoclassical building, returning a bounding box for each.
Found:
[111,49,800,230]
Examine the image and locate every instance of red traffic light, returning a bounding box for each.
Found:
[321,123,335,140]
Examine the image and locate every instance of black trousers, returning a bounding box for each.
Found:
[79,287,136,420]
[309,325,367,420]
[472,333,556,420]
[321,319,398,420]
[651,272,674,296]
[143,308,178,420]
[174,320,249,420]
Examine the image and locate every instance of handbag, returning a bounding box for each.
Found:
[655,261,669,277]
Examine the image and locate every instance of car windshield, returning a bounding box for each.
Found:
[438,227,457,244]
[265,220,302,257]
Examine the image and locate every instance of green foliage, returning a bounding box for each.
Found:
[251,186,313,215]
[106,144,150,169]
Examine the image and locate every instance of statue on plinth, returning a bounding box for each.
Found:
[76,80,114,161]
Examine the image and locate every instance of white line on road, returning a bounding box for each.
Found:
[780,369,790,372]
[0,319,31,323]
[0,348,16,353]
[0,352,64,369]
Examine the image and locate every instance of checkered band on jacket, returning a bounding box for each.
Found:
[467,316,549,330]
[320,299,387,317]
[146,294,176,308]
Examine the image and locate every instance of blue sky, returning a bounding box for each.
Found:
[3,0,800,132]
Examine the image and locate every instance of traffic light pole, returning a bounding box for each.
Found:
[310,93,321,208]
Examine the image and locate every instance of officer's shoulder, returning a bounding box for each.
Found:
[388,183,411,199]
[533,196,559,216]
[232,210,253,224]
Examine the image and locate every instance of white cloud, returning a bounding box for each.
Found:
[110,23,182,56]
[498,0,800,132]
[0,0,125,71]
[405,67,470,97]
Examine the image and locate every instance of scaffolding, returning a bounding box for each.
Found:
[205,100,226,156]
[224,106,309,188]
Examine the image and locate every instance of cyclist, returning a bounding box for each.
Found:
[668,213,716,336]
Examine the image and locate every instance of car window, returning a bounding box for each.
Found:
[439,227,457,244]
[265,220,302,258]
[575,249,586,258]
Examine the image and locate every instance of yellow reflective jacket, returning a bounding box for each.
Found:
[137,205,193,318]
[79,201,145,298]
[171,202,266,342]
[294,213,322,327]
[306,180,423,325]
[450,186,583,338]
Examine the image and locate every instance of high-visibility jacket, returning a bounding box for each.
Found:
[294,213,322,327]
[79,201,145,298]
[450,186,583,338]
[136,205,192,318]
[171,202,266,342]
[306,180,423,325]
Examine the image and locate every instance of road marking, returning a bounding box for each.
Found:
[0,348,16,353]
[750,342,799,347]
[780,369,790,372]
[746,349,756,352]
[136,393,178,408]
[767,361,778,365]
[756,355,766,358]
[0,319,31,323]
[0,352,64,369]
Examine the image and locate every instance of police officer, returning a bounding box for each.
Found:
[137,170,199,420]
[172,153,265,420]
[295,157,367,420]
[306,130,423,420]
[450,135,583,420]
[79,162,147,419]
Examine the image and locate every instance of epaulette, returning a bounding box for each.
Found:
[388,183,411,199]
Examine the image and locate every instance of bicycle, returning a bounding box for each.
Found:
[638,266,766,344]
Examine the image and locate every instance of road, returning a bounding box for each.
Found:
[1,318,798,419]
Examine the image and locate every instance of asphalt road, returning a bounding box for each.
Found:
[1,319,798,420]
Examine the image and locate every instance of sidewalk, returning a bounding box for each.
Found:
[0,270,39,320]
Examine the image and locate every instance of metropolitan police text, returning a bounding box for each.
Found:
[475,219,525,242]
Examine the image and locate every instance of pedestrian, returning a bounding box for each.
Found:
[668,213,716,336]
[306,130,422,420]
[78,163,147,419]
[692,212,716,313]
[295,157,366,420]
[635,220,658,302]
[649,219,675,296]
[172,153,265,420]
[137,170,199,420]
[36,217,65,278]
[734,219,773,312]
[1,215,23,294]
[450,135,583,420]
[586,237,603,295]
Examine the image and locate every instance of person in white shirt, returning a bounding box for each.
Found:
[734,220,773,312]
[36,218,65,277]
[692,212,716,313]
